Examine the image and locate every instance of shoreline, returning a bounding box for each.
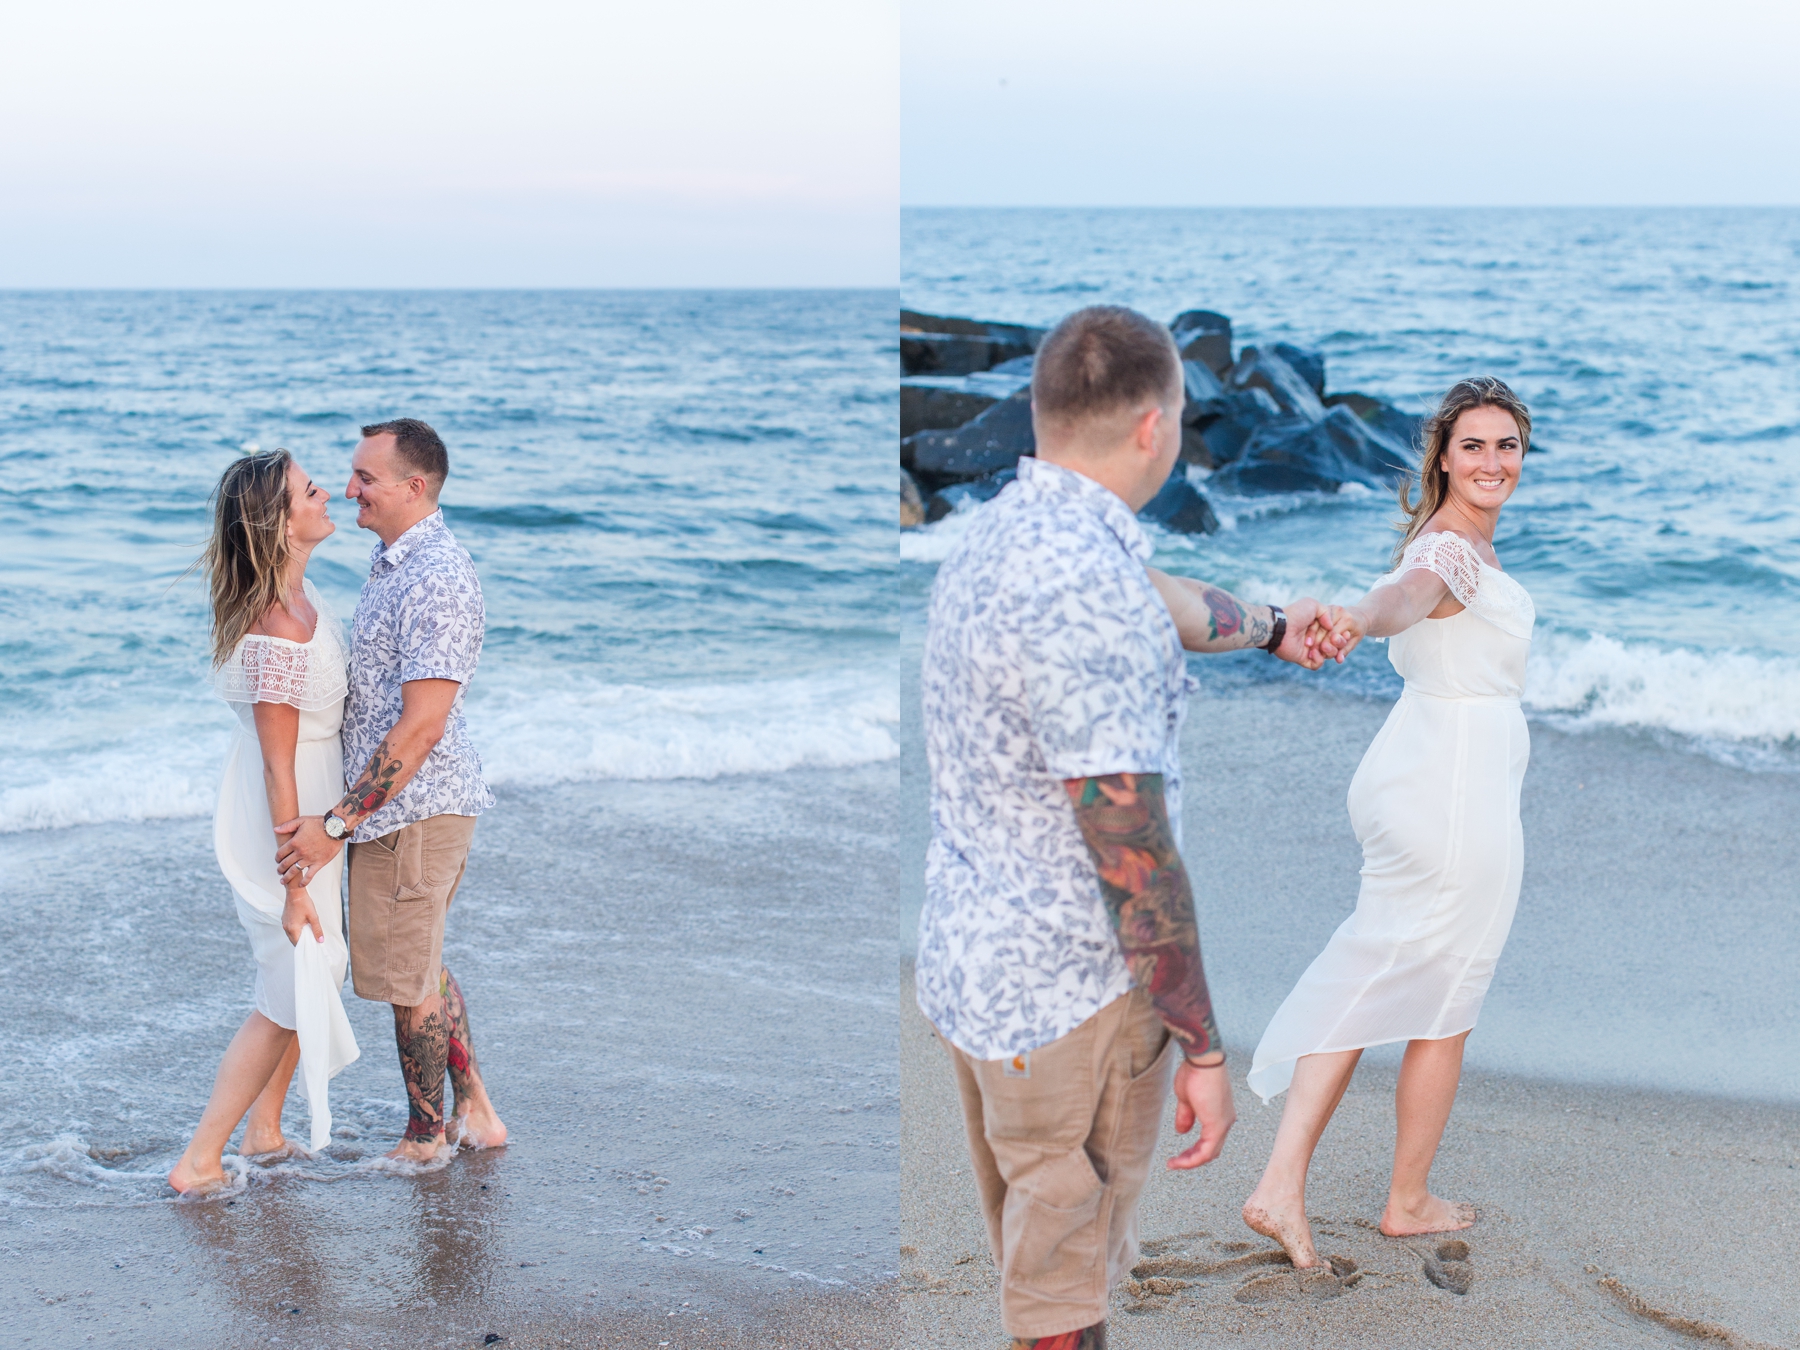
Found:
[901,961,1800,1347]
[3,765,901,1348]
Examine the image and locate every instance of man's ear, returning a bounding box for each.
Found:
[1135,404,1163,454]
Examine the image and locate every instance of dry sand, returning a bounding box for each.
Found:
[901,683,1800,1349]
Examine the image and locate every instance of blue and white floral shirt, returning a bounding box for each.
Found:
[917,457,1197,1061]
[343,510,495,843]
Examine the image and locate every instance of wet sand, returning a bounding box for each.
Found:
[900,679,1800,1347]
[3,764,900,1348]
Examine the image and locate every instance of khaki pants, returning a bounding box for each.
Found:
[945,987,1178,1338]
[347,813,477,1006]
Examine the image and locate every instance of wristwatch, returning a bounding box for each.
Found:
[322,811,349,841]
[1262,605,1287,654]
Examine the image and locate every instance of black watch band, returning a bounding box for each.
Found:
[1262,605,1287,654]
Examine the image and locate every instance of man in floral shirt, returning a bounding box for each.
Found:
[276,418,505,1161]
[919,308,1325,1348]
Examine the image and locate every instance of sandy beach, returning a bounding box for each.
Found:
[3,764,901,1349]
[900,674,1800,1348]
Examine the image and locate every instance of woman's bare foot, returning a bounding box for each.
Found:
[1243,1187,1321,1269]
[386,1134,448,1163]
[167,1156,227,1195]
[450,1102,508,1149]
[239,1138,306,1163]
[1380,1193,1475,1237]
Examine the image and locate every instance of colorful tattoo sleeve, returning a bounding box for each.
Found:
[1064,772,1221,1060]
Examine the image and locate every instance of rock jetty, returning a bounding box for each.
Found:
[900,307,1428,531]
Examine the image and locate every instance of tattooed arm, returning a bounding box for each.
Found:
[1066,771,1236,1168]
[1147,569,1326,668]
[274,678,462,879]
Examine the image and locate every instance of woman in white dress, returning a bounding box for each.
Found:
[168,449,359,1194]
[1240,377,1536,1269]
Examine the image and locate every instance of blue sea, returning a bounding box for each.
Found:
[903,207,1800,769]
[0,290,899,833]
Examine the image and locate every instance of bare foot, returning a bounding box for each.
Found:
[1243,1187,1321,1269]
[450,1101,508,1150]
[239,1138,306,1164]
[167,1157,227,1195]
[1380,1193,1475,1237]
[385,1135,447,1163]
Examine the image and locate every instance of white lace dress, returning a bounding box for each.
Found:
[1247,532,1536,1102]
[213,578,360,1148]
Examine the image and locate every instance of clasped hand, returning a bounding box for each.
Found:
[1305,604,1369,664]
[274,815,342,888]
[1274,598,1362,670]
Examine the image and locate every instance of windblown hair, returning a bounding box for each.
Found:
[204,449,295,666]
[1394,376,1532,563]
[1032,305,1181,429]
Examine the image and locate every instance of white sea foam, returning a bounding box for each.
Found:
[1525,631,1800,748]
[475,667,899,787]
[0,666,898,835]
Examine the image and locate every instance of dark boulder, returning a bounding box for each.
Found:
[1195,387,1286,467]
[1223,347,1326,421]
[1209,405,1415,495]
[901,381,999,439]
[1138,471,1220,535]
[1169,310,1233,375]
[900,311,1046,377]
[901,332,1038,377]
[901,470,926,529]
[902,310,1045,346]
[903,387,1034,488]
[1270,342,1326,400]
[924,465,1017,523]
[1178,360,1229,466]
[1323,392,1425,458]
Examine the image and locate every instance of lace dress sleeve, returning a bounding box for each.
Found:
[215,635,347,711]
[1398,532,1483,608]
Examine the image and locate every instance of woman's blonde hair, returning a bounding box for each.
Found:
[1393,376,1531,564]
[204,449,295,666]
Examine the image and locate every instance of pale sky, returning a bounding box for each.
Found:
[904,0,1800,206]
[0,0,897,287]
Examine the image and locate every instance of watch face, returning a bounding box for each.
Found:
[325,815,345,839]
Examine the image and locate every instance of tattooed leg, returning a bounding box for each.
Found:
[440,965,508,1149]
[389,999,450,1157]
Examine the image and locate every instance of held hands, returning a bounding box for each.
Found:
[1308,605,1370,664]
[1273,597,1327,669]
[1166,1056,1236,1170]
[274,815,343,887]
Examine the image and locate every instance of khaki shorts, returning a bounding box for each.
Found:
[944,986,1177,1339]
[347,813,478,1006]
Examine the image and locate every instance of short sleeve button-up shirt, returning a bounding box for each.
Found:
[342,509,495,842]
[916,457,1197,1061]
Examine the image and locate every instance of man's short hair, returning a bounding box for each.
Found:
[1031,306,1181,428]
[362,418,448,494]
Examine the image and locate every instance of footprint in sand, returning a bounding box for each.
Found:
[1421,1239,1474,1295]
[1233,1255,1361,1304]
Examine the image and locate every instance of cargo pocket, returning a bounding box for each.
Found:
[1001,1147,1108,1307]
[387,827,437,978]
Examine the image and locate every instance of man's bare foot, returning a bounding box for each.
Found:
[167,1157,227,1195]
[385,1135,447,1163]
[1243,1188,1321,1269]
[450,1101,508,1150]
[1380,1193,1475,1237]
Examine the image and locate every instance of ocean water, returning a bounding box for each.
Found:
[0,289,899,834]
[902,207,1800,770]
[0,289,900,1329]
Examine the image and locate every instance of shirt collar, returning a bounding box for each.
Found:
[371,509,445,569]
[1015,457,1152,564]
